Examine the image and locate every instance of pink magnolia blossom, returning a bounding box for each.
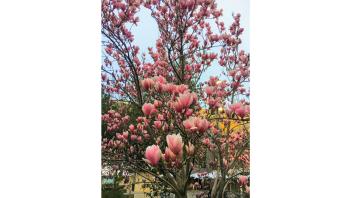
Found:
[173,101,184,113]
[176,84,189,93]
[185,64,192,71]
[154,76,166,84]
[166,134,183,155]
[185,109,193,117]
[154,82,163,93]
[202,138,211,146]
[130,134,137,141]
[153,121,162,129]
[207,97,220,108]
[142,103,157,116]
[102,73,107,81]
[116,133,123,140]
[211,127,219,135]
[245,185,250,194]
[229,102,249,118]
[183,117,210,133]
[164,147,177,161]
[141,78,154,90]
[239,175,248,186]
[153,100,162,108]
[183,117,198,132]
[228,70,236,77]
[144,133,150,139]
[122,131,129,139]
[194,118,210,133]
[144,145,161,166]
[176,92,194,109]
[235,107,246,118]
[129,124,135,132]
[157,114,164,120]
[185,142,195,156]
[137,136,142,143]
[204,86,214,95]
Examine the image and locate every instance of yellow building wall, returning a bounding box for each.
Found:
[119,173,155,198]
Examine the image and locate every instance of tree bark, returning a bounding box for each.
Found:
[175,191,187,198]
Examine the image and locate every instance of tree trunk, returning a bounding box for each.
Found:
[175,191,187,198]
[210,177,226,198]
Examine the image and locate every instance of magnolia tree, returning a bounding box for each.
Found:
[101,0,250,197]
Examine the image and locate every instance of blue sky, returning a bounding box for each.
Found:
[126,0,249,82]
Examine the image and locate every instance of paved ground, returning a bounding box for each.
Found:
[128,190,209,198]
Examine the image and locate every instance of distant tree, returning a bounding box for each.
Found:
[102,171,128,198]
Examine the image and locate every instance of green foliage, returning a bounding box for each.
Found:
[142,181,173,198]
[102,174,128,198]
[102,189,125,198]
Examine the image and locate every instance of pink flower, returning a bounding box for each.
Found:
[154,76,166,84]
[202,138,210,146]
[114,140,121,147]
[113,2,126,10]
[141,78,154,90]
[122,131,129,139]
[162,83,177,93]
[154,100,162,108]
[209,53,217,59]
[183,117,198,131]
[137,123,143,131]
[153,121,162,129]
[105,47,112,55]
[235,107,246,118]
[176,84,189,93]
[207,97,220,108]
[229,103,249,118]
[164,147,176,161]
[173,101,184,113]
[238,87,246,94]
[129,124,135,132]
[185,142,195,156]
[228,70,236,77]
[185,64,192,72]
[240,54,248,63]
[102,73,107,81]
[142,103,157,116]
[144,145,161,166]
[144,133,150,139]
[185,109,193,117]
[211,127,219,135]
[130,134,137,141]
[116,133,123,140]
[239,175,248,186]
[177,92,194,109]
[194,118,210,133]
[230,103,242,111]
[154,82,163,92]
[166,134,183,155]
[137,117,144,123]
[245,185,250,194]
[157,114,164,120]
[204,86,214,95]
[183,117,210,133]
